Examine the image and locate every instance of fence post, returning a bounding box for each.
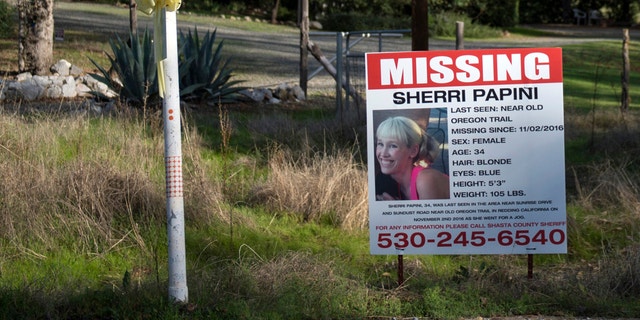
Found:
[162,8,188,303]
[621,28,630,113]
[456,21,464,50]
[299,0,309,96]
[336,32,344,115]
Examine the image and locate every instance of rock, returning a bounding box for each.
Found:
[273,83,305,102]
[75,82,93,97]
[310,20,323,30]
[239,88,268,102]
[51,59,72,76]
[268,97,281,104]
[82,74,118,98]
[1,58,306,109]
[16,72,31,82]
[291,84,305,100]
[70,64,84,77]
[273,83,291,100]
[61,76,77,98]
[18,78,44,100]
[0,70,116,101]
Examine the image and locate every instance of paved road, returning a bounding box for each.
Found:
[53,2,637,93]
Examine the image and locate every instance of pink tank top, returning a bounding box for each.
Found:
[410,166,424,200]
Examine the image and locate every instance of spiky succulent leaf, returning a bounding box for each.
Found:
[88,30,159,107]
[178,27,246,103]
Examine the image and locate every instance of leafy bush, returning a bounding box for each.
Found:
[178,28,246,104]
[0,0,16,38]
[320,10,501,39]
[89,30,159,107]
[321,12,410,31]
[519,0,565,24]
[465,0,519,28]
[429,11,503,38]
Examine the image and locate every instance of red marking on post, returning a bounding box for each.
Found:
[165,156,183,198]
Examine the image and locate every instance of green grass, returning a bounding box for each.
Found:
[54,1,298,34]
[562,41,640,110]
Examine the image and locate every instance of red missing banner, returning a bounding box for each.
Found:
[366,47,563,90]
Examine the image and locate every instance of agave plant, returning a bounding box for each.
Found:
[90,28,244,107]
[178,28,246,104]
[89,30,159,107]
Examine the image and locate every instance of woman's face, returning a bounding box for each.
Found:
[376,137,417,176]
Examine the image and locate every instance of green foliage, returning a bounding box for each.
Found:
[465,0,519,27]
[320,9,502,38]
[519,0,565,24]
[562,41,640,110]
[89,28,245,107]
[321,12,410,31]
[429,11,503,38]
[0,0,15,38]
[318,0,411,17]
[89,30,159,107]
[178,28,246,104]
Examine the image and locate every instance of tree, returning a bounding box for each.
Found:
[130,0,138,37]
[412,0,428,51]
[17,0,54,75]
[271,0,281,23]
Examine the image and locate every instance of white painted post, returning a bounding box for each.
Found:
[162,8,188,303]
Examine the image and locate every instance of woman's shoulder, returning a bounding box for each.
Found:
[416,166,449,181]
[415,166,450,199]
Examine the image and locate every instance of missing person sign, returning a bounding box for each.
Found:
[366,47,567,255]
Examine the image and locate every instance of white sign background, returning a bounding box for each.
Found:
[366,48,567,255]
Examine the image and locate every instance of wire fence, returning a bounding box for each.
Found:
[309,30,412,115]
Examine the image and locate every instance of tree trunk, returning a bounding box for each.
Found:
[17,0,25,72]
[622,0,631,25]
[621,29,630,112]
[299,0,308,95]
[129,0,138,37]
[412,0,428,51]
[18,0,53,75]
[562,0,572,23]
[271,0,280,24]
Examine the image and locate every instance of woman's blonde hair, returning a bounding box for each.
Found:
[376,116,440,164]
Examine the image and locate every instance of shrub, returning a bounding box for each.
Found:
[90,28,244,108]
[89,30,159,107]
[429,11,503,38]
[0,0,16,38]
[321,12,410,31]
[321,10,502,39]
[178,28,246,104]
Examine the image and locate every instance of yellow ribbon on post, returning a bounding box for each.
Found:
[137,0,182,98]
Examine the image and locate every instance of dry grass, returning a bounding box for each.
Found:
[572,159,640,214]
[565,107,640,154]
[250,141,368,231]
[250,250,339,298]
[0,105,230,255]
[566,108,640,241]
